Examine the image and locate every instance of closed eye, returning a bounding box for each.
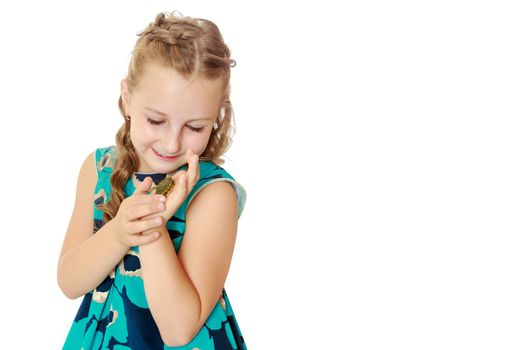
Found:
[147,118,204,133]
[186,125,204,133]
[146,118,164,126]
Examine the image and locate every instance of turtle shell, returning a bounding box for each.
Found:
[155,176,175,196]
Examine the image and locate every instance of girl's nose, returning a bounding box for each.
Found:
[163,127,182,154]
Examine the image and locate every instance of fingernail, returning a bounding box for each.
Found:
[158,195,166,202]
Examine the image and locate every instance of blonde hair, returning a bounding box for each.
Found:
[102,11,236,224]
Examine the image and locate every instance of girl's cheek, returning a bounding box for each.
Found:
[142,127,158,139]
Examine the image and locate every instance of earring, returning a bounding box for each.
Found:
[126,115,130,121]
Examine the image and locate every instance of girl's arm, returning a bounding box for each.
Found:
[57,152,129,299]
[139,180,239,347]
[57,152,163,299]
[58,221,130,299]
[57,151,129,299]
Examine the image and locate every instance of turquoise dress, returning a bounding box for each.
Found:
[63,145,248,350]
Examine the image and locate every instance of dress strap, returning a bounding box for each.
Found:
[93,146,116,233]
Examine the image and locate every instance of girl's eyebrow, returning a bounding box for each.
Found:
[143,106,213,122]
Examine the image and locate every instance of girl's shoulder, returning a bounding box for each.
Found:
[189,161,247,219]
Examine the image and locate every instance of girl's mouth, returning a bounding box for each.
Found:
[153,148,179,160]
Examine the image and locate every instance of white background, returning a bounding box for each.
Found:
[0,0,524,349]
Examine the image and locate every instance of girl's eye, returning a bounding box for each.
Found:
[147,118,164,125]
[147,118,203,133]
[187,125,204,133]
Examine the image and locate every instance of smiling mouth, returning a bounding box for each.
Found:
[153,148,179,159]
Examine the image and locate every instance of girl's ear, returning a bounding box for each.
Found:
[120,79,131,114]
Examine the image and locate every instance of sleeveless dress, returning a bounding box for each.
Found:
[63,145,248,350]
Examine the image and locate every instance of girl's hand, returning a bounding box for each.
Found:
[141,149,200,230]
[112,176,167,247]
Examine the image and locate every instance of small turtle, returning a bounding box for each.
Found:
[154,175,175,196]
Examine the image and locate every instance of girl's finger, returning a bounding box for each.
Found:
[130,194,165,206]
[133,177,153,195]
[187,153,198,188]
[126,200,165,221]
[167,173,187,205]
[132,231,160,246]
[129,216,163,234]
[193,155,200,187]
[185,148,192,164]
[179,173,189,196]
[171,170,186,190]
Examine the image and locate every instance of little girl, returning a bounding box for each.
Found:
[57,11,248,349]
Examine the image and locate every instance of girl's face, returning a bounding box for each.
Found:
[121,62,223,174]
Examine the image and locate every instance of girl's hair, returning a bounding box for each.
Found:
[102,11,236,224]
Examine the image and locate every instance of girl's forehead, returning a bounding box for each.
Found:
[132,63,223,116]
[135,63,223,99]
